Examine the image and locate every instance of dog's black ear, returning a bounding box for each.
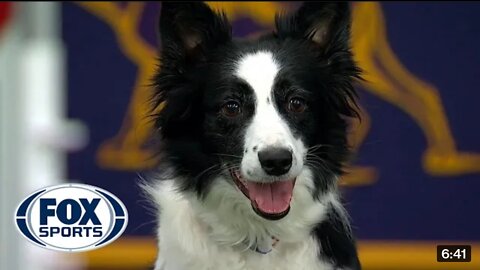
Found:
[159,2,232,64]
[275,2,351,53]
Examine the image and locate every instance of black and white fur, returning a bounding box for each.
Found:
[145,2,362,270]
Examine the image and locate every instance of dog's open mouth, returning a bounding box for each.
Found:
[230,169,295,220]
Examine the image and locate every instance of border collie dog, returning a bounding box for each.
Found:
[146,2,361,270]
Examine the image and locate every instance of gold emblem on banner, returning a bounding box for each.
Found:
[76,2,480,185]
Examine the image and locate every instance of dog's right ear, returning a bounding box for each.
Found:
[153,3,231,139]
[159,2,232,66]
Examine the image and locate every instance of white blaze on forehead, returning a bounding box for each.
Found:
[235,51,306,181]
[235,51,279,102]
[235,51,284,145]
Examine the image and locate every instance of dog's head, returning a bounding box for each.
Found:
[152,2,360,221]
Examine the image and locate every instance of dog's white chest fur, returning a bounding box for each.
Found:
[149,179,338,270]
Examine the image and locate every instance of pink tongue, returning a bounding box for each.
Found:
[246,180,295,214]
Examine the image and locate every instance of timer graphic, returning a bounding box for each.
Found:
[437,245,471,262]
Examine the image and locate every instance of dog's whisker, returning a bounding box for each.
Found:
[193,164,222,181]
[307,144,335,151]
[213,153,243,159]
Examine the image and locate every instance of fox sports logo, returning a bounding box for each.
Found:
[15,183,128,252]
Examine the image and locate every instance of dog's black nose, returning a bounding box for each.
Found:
[258,147,292,176]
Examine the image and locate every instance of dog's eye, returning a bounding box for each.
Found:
[287,97,307,113]
[221,101,242,117]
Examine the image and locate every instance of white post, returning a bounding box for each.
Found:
[0,3,24,269]
[1,2,87,270]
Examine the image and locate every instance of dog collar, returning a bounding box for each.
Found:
[250,236,279,254]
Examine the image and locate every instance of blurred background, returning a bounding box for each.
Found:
[1,2,479,270]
